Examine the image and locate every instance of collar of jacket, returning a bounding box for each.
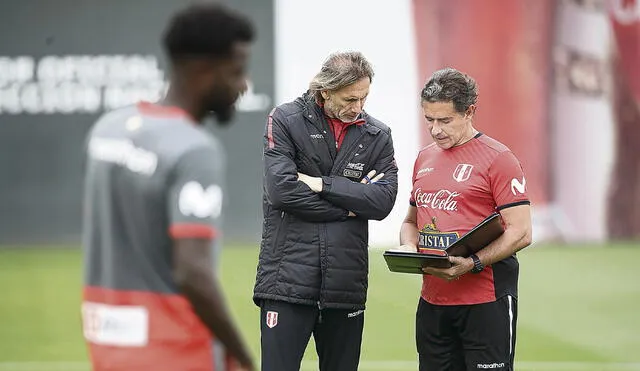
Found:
[299,92,381,136]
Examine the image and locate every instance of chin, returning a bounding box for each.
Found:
[211,107,235,125]
[434,140,452,150]
[341,116,358,123]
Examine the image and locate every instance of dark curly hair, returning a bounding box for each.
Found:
[162,2,255,62]
[421,68,478,113]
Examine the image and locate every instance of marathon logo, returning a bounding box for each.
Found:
[476,363,506,369]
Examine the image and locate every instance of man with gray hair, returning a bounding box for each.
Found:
[253,51,398,371]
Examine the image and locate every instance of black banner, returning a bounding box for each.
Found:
[0,0,274,245]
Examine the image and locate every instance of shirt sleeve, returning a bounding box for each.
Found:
[167,145,223,240]
[489,151,531,211]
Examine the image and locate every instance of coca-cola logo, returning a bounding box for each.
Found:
[413,188,460,211]
[610,0,640,25]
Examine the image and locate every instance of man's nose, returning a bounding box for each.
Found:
[239,79,248,94]
[352,100,364,113]
[431,122,442,136]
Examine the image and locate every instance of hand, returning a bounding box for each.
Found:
[237,362,255,371]
[226,353,254,371]
[388,244,417,252]
[297,172,323,193]
[360,170,385,184]
[237,356,255,371]
[422,256,474,281]
[348,211,357,217]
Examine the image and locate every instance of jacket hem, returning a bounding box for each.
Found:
[253,293,317,307]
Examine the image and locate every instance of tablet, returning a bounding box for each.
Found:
[445,213,504,257]
[383,250,452,274]
[383,213,504,275]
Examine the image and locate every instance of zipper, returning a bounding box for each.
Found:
[318,223,327,321]
[273,211,286,252]
[324,128,336,162]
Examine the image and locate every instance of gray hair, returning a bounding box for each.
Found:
[421,67,478,113]
[309,51,374,102]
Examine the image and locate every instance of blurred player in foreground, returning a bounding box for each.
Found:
[80,3,255,370]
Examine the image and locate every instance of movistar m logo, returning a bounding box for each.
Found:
[511,177,526,195]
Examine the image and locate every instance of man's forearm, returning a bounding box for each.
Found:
[279,204,348,222]
[266,177,347,222]
[178,270,253,366]
[400,221,419,247]
[475,227,531,266]
[320,176,397,220]
[269,192,347,222]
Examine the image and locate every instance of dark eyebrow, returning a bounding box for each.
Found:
[424,115,453,120]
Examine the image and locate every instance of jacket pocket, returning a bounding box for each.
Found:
[273,211,287,253]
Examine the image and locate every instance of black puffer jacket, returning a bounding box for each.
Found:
[253,93,398,310]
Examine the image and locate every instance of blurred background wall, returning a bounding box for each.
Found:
[0,0,638,247]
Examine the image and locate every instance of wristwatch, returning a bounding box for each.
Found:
[470,254,484,274]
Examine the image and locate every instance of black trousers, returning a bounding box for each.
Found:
[260,300,365,371]
[416,296,518,371]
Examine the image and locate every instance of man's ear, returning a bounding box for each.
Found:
[465,104,477,119]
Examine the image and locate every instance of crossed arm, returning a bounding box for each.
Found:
[264,112,398,222]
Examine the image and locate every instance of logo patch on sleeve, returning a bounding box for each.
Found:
[178,182,223,218]
[511,177,526,195]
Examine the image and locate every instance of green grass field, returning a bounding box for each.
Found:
[1,244,639,370]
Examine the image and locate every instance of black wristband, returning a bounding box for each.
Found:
[470,254,484,274]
